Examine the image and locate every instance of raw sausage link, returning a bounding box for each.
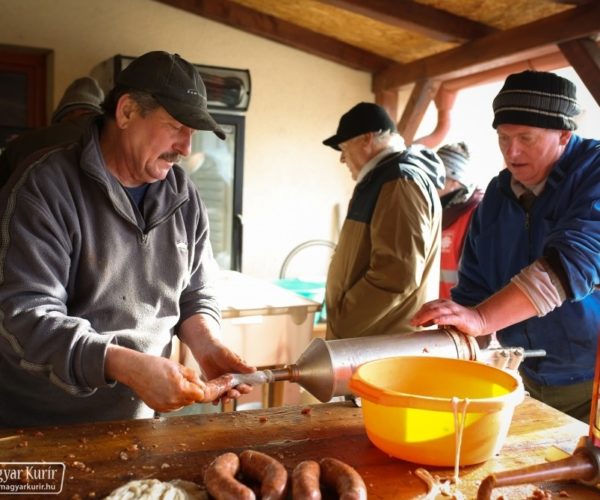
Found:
[204,452,256,500]
[239,449,288,500]
[200,374,237,403]
[319,457,367,500]
[291,460,321,500]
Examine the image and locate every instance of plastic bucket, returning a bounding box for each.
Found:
[349,356,524,466]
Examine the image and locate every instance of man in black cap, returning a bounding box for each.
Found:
[0,51,254,427]
[412,70,600,422]
[323,102,445,340]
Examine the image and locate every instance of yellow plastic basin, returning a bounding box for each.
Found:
[349,356,524,466]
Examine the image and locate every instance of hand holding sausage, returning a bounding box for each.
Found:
[104,345,207,412]
[179,314,256,404]
[195,374,239,403]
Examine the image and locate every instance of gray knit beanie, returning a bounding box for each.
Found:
[437,142,472,189]
[492,70,580,130]
[51,77,104,124]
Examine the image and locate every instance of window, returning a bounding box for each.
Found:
[0,47,48,149]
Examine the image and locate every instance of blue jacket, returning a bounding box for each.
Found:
[453,135,600,386]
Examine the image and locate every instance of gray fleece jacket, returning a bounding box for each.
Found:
[0,118,221,427]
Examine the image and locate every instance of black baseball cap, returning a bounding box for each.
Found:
[116,51,225,140]
[323,102,396,150]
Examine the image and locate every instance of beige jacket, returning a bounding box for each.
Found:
[325,146,443,340]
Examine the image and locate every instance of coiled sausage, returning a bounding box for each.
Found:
[319,457,367,500]
[204,452,255,500]
[239,449,288,500]
[291,460,321,500]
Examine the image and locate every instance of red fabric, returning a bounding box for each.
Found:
[439,204,478,299]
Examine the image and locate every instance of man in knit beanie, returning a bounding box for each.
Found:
[437,142,475,200]
[413,70,600,422]
[0,76,104,187]
[436,142,483,300]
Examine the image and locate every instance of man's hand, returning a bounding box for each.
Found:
[179,314,256,404]
[104,345,206,412]
[410,299,488,337]
[411,283,539,337]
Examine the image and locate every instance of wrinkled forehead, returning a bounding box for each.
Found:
[496,123,552,136]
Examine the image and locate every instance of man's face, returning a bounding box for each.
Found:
[497,124,571,187]
[119,98,195,185]
[338,134,369,181]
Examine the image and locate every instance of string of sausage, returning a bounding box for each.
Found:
[205,451,366,499]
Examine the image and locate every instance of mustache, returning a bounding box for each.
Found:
[159,152,183,163]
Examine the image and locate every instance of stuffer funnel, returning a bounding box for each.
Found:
[232,328,543,403]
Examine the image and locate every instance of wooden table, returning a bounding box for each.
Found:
[1,397,599,499]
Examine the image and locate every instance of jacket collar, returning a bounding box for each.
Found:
[79,118,190,229]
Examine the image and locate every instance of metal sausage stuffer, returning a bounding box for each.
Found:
[230,328,545,402]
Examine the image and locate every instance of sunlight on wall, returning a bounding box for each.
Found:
[416,66,600,191]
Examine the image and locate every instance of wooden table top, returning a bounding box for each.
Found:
[0,397,599,499]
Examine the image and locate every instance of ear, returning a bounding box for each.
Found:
[360,132,375,148]
[115,94,137,129]
[558,130,572,146]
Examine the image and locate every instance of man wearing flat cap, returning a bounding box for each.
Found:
[0,51,254,427]
[323,102,445,340]
[413,70,600,421]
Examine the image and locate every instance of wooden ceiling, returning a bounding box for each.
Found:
[158,0,600,141]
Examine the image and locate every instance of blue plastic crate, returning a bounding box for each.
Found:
[274,278,326,324]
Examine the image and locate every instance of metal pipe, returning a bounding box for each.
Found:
[232,328,479,401]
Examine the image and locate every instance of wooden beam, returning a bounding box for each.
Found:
[397,79,440,145]
[413,86,457,148]
[441,52,569,91]
[373,2,600,93]
[375,90,399,124]
[156,0,395,72]
[558,37,600,106]
[318,0,495,43]
[551,0,594,5]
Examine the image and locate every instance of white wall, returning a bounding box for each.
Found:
[0,0,371,280]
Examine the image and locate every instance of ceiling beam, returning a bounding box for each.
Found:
[558,37,600,106]
[396,79,440,145]
[551,0,594,5]
[317,0,495,43]
[156,0,395,72]
[373,2,600,93]
[375,90,399,124]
